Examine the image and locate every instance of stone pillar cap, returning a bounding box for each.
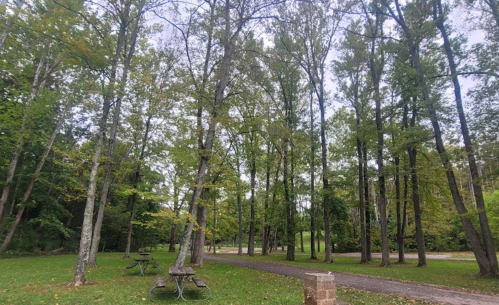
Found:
[304,273,335,280]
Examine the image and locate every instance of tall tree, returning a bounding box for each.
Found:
[333,18,371,264]
[72,0,146,285]
[122,44,177,258]
[433,0,498,276]
[382,0,497,277]
[165,0,218,264]
[272,39,302,261]
[364,0,390,267]
[174,0,284,267]
[308,89,318,260]
[88,0,148,268]
[277,0,345,263]
[388,39,428,267]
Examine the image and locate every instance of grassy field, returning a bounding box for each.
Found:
[0,248,440,305]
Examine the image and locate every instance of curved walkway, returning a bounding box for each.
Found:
[204,254,499,305]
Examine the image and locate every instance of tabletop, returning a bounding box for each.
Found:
[134,257,151,262]
[169,266,195,276]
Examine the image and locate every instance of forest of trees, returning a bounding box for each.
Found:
[0,0,498,285]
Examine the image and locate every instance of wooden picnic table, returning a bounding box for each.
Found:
[149,267,210,301]
[134,257,152,275]
[169,267,196,300]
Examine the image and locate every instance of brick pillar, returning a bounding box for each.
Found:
[304,273,336,305]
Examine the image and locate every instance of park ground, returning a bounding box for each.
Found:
[1,248,499,304]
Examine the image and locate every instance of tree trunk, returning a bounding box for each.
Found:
[484,0,499,29]
[284,130,294,260]
[318,83,332,263]
[73,97,111,286]
[405,95,426,267]
[212,197,217,254]
[236,157,243,256]
[434,1,498,276]
[247,150,256,257]
[309,90,317,260]
[398,171,409,264]
[191,188,209,265]
[363,143,372,261]
[300,228,304,253]
[169,221,177,253]
[262,143,272,256]
[357,127,367,264]
[123,193,136,259]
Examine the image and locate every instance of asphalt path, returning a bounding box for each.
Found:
[203,254,499,305]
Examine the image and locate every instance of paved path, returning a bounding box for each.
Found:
[204,254,499,305]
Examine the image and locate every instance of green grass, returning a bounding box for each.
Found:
[0,249,437,305]
[218,250,499,294]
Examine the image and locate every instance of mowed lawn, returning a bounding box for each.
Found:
[0,248,446,305]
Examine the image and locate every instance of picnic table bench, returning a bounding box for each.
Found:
[138,248,150,257]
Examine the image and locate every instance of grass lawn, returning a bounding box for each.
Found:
[0,248,438,305]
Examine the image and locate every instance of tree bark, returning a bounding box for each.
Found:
[236,156,243,256]
[397,169,409,264]
[262,143,272,256]
[191,188,209,265]
[73,92,111,286]
[284,128,294,260]
[363,143,372,261]
[309,90,317,260]
[168,216,178,252]
[403,94,426,267]
[247,147,256,256]
[357,125,367,264]
[483,0,499,29]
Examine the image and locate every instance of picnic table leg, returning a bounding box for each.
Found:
[172,276,189,300]
[139,261,148,275]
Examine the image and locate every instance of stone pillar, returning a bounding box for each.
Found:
[304,273,336,305]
